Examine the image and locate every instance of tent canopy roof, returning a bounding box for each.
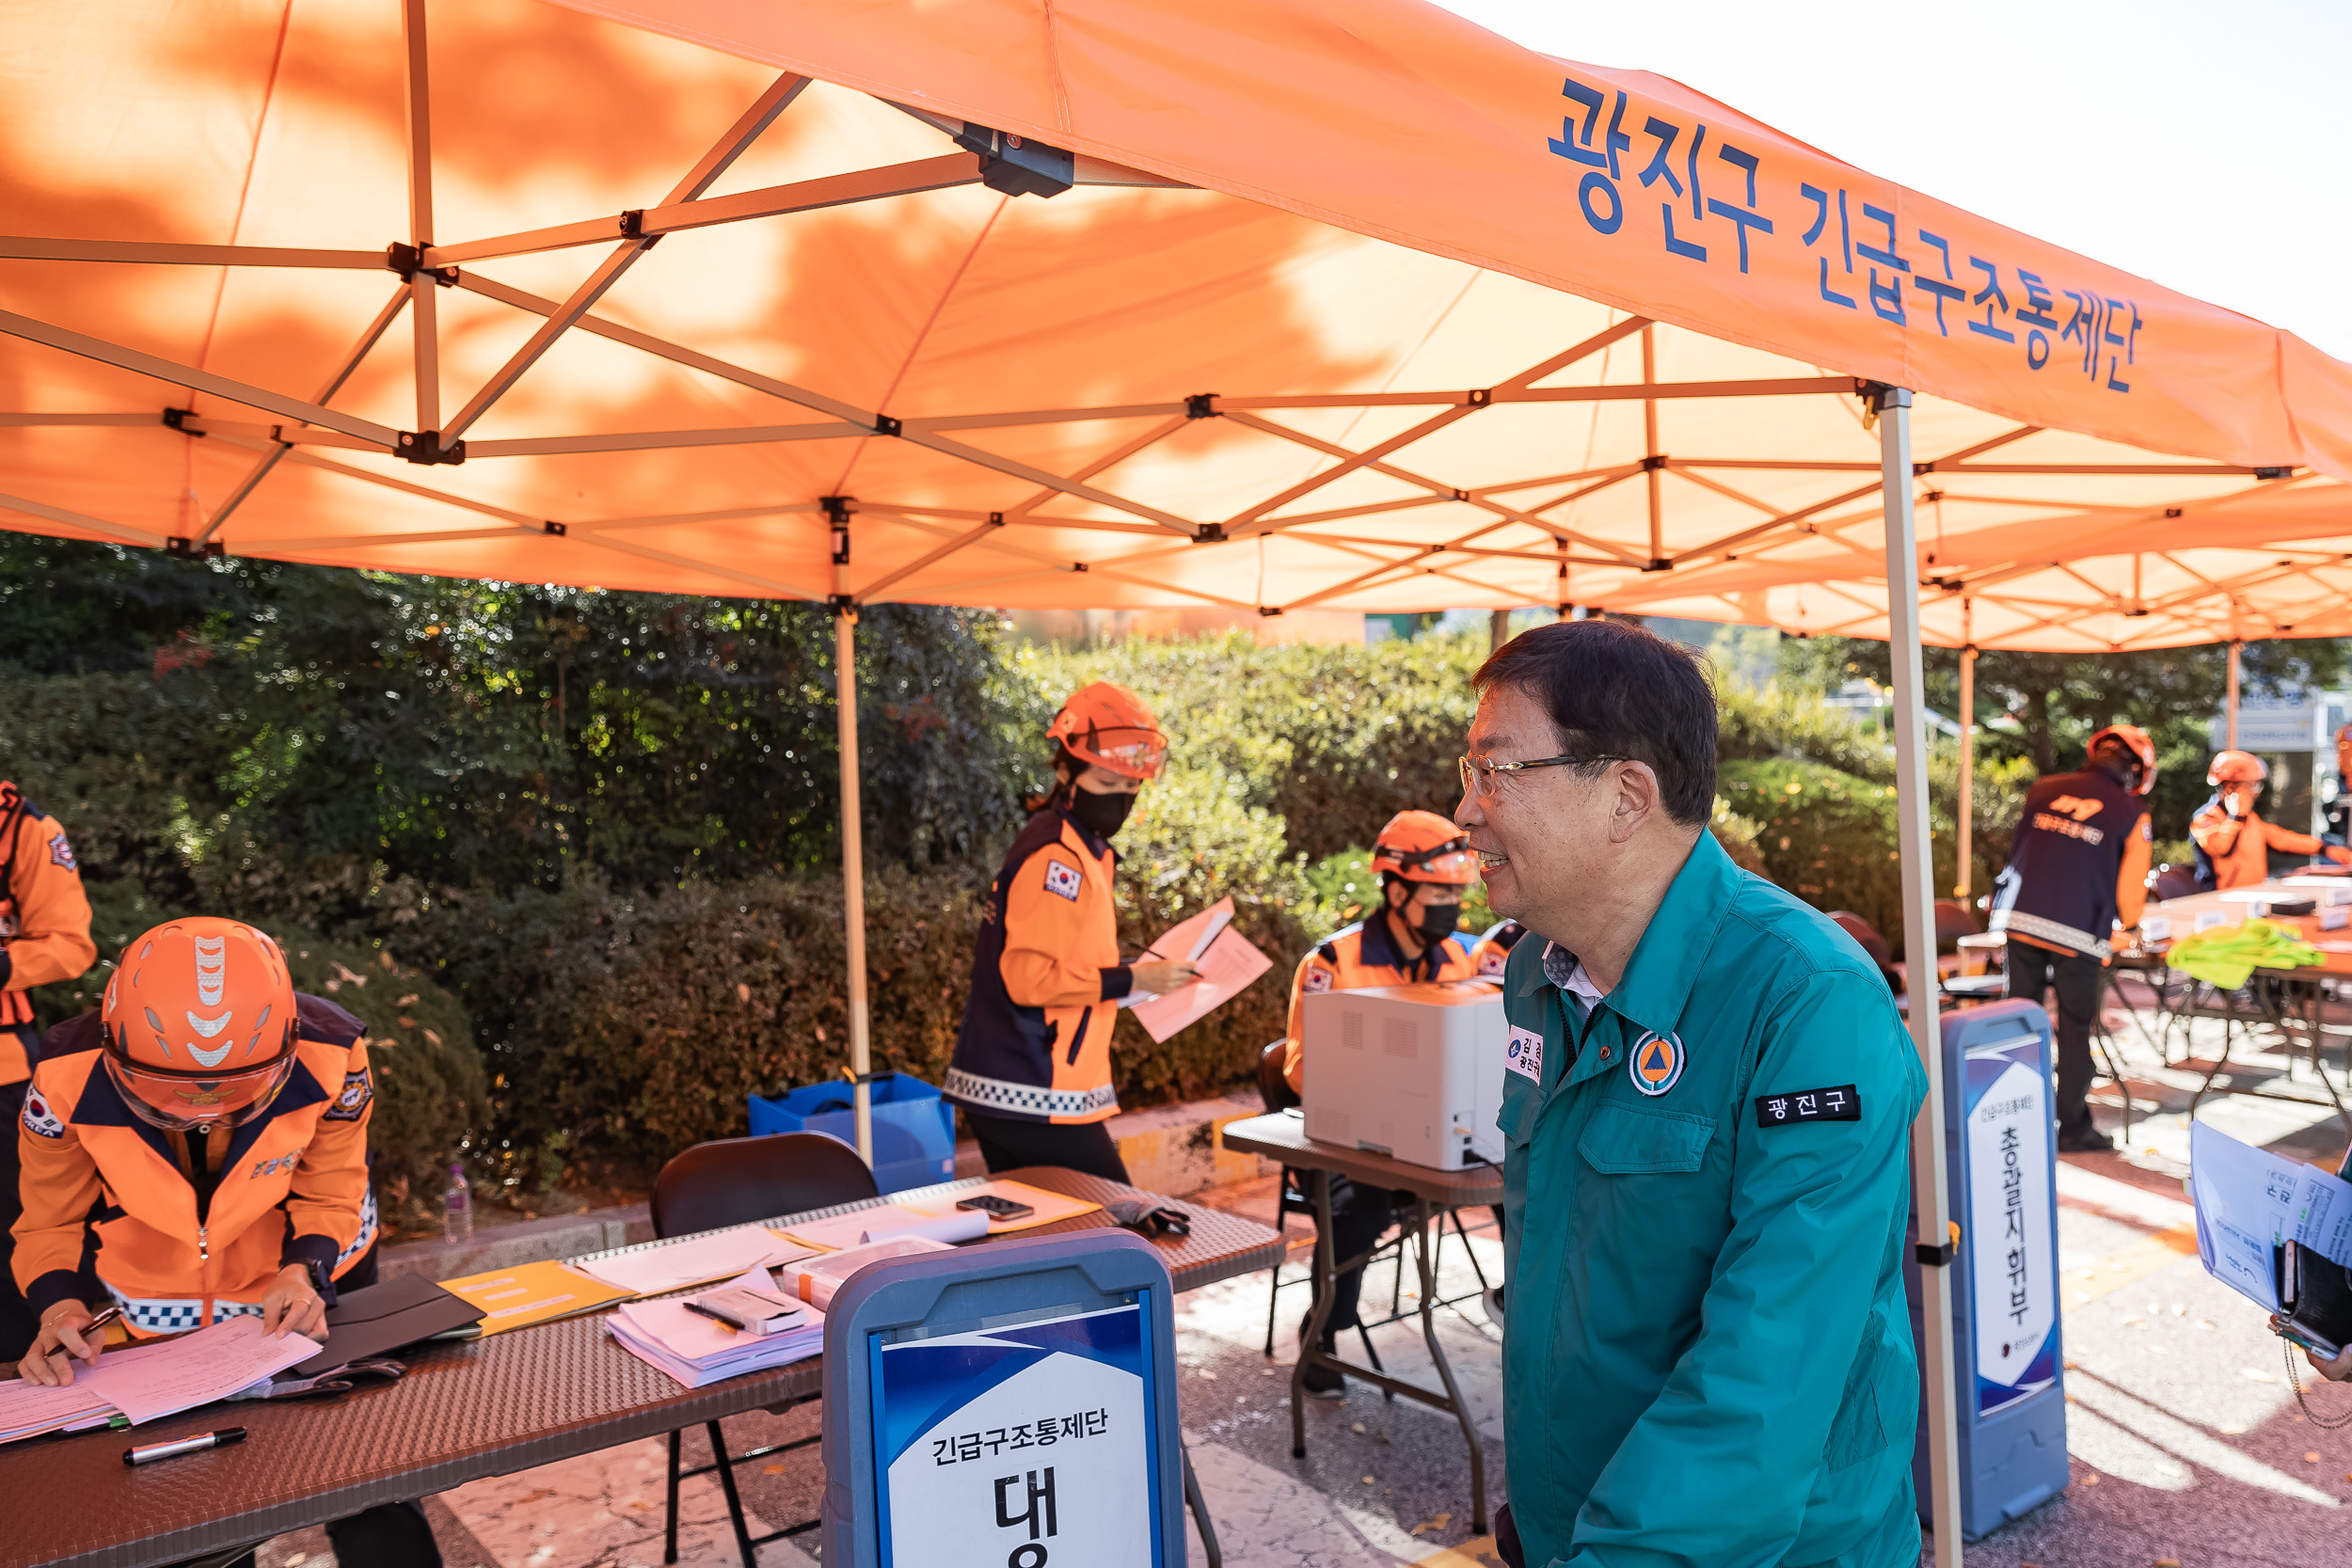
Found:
[5,0,2348,650]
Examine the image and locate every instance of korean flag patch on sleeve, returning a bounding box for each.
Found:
[1504,1024,1545,1084]
[22,1085,65,1139]
[1041,858,1084,902]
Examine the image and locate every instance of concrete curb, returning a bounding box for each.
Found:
[379,1205,653,1283]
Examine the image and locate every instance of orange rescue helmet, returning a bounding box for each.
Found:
[2086,723,2159,796]
[2208,750,2268,786]
[100,918,300,1133]
[1047,681,1168,781]
[1369,810,1479,885]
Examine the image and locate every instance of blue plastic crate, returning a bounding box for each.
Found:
[748,1072,955,1195]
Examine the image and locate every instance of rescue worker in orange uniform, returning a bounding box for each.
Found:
[15,918,380,1357]
[2193,750,2351,890]
[1278,811,1502,1394]
[0,780,96,1362]
[16,918,441,1565]
[946,684,1197,1182]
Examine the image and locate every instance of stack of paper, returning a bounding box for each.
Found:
[605,1271,826,1388]
[2189,1120,2352,1312]
[777,1234,951,1310]
[0,1316,321,1446]
[572,1226,818,1295]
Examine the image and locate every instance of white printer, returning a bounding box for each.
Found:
[1299,980,1508,1171]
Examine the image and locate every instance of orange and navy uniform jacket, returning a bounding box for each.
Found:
[0,782,96,1085]
[2191,797,2329,891]
[1279,916,1516,1095]
[13,995,378,1335]
[1988,766,2151,959]
[946,803,1133,1125]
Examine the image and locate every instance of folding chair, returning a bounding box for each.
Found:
[650,1131,878,1567]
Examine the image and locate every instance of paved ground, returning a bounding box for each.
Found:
[252,989,2352,1567]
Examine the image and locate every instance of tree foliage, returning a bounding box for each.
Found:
[1777,634,2349,842]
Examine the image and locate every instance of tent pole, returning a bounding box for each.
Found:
[1641,325,1663,567]
[1489,609,1511,652]
[399,0,437,433]
[2227,640,2242,750]
[1872,384,1962,1568]
[1955,601,1976,900]
[834,602,875,1165]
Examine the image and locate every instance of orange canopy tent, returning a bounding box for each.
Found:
[12,4,2352,1546]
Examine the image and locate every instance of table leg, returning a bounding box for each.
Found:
[1413,1197,1486,1536]
[2298,985,2352,1141]
[2189,995,2236,1119]
[1292,1168,1339,1460]
[705,1418,760,1568]
[665,1427,683,1565]
[1183,1437,1223,1568]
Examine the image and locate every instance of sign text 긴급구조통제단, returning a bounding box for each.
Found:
[1546,75,2142,396]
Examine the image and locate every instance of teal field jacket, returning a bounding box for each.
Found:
[1499,832,1929,1568]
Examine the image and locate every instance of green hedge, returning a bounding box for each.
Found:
[8,621,2023,1207]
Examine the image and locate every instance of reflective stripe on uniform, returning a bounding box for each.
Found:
[336,1184,379,1271]
[103,1287,264,1335]
[1987,908,2111,959]
[942,1066,1119,1121]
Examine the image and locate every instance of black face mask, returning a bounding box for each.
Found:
[1068,784,1136,840]
[1410,897,1462,946]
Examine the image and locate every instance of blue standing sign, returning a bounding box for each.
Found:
[1907,999,2069,1542]
[822,1229,1185,1567]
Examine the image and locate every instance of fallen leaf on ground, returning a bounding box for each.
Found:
[1351,1422,1366,1433]
[766,1464,787,1475]
[2307,1451,2323,1463]
[1362,1475,1375,1485]
[515,1490,555,1505]
[2079,1473,2102,1485]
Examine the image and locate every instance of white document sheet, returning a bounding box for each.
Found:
[1126,897,1274,1044]
[2188,1119,2337,1313]
[77,1315,321,1425]
[2291,1162,2352,1266]
[572,1226,808,1295]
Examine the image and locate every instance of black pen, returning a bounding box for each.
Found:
[125,1427,247,1466]
[682,1301,740,1335]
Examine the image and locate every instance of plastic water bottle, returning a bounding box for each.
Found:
[442,1163,473,1245]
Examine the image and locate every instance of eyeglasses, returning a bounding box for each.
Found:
[1457,752,1631,799]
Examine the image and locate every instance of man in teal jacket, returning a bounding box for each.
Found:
[1460,620,1927,1568]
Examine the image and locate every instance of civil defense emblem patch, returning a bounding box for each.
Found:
[1629,1030,1685,1097]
